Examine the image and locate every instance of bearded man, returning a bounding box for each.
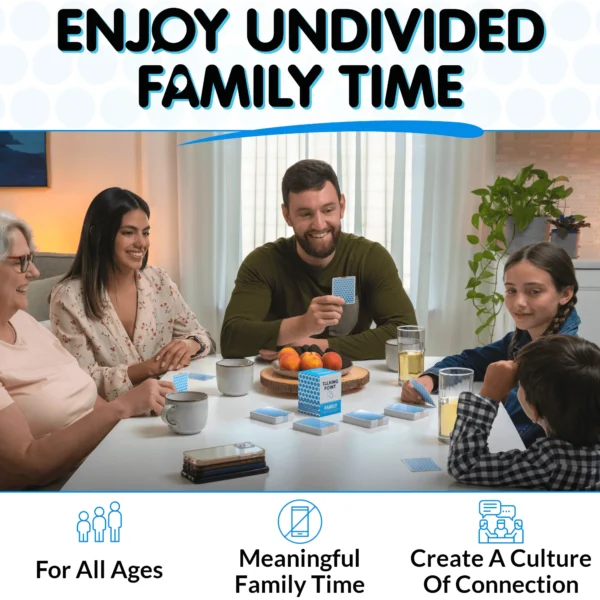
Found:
[220,159,417,360]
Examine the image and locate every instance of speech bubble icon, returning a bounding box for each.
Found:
[479,500,501,516]
[500,505,516,519]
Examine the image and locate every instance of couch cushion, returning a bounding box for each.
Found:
[34,253,75,280]
[26,274,64,322]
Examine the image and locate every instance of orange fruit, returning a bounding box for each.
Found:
[278,347,298,362]
[300,352,323,371]
[322,351,343,371]
[280,352,301,372]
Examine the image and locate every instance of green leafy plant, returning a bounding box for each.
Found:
[466,165,573,343]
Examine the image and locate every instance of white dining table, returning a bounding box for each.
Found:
[63,356,524,491]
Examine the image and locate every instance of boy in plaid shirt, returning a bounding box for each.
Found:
[448,335,600,490]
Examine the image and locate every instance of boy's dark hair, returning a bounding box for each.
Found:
[505,242,578,357]
[55,187,150,320]
[516,335,600,447]
[281,159,341,209]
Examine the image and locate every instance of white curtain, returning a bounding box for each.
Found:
[139,132,242,348]
[408,133,498,356]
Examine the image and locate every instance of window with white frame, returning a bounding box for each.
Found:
[241,132,413,292]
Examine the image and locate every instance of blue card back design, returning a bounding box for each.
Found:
[253,407,291,418]
[332,276,356,304]
[188,373,215,381]
[173,372,189,392]
[346,410,385,421]
[402,458,441,472]
[409,378,436,407]
[386,403,425,414]
[297,418,336,429]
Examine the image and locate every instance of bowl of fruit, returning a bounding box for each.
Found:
[272,344,353,379]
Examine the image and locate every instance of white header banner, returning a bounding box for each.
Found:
[0,0,599,132]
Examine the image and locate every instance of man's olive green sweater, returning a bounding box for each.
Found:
[220,233,417,360]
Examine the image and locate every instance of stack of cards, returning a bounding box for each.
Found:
[293,417,339,436]
[250,407,295,424]
[384,403,429,420]
[343,410,389,428]
[181,442,269,484]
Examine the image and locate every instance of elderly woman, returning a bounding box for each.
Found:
[0,211,173,490]
[50,187,214,401]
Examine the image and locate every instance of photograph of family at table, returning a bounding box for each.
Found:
[1,152,600,492]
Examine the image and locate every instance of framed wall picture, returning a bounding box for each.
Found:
[0,131,48,187]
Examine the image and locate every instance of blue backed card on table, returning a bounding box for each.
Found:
[188,373,215,381]
[402,458,441,472]
[409,378,436,407]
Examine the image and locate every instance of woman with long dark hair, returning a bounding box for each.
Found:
[50,188,213,401]
[401,242,580,447]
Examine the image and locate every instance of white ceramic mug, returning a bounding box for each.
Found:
[216,358,254,396]
[161,392,208,435]
[385,339,398,372]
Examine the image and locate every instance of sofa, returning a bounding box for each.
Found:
[26,252,75,322]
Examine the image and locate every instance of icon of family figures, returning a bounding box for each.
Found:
[478,500,524,544]
[77,501,122,543]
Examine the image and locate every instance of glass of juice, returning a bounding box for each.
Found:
[397,326,425,386]
[438,367,474,444]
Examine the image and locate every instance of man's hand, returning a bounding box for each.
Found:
[480,361,518,403]
[300,295,345,336]
[155,339,200,372]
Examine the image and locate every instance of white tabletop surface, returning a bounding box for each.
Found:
[63,356,524,491]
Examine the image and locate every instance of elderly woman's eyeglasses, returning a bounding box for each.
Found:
[6,253,35,273]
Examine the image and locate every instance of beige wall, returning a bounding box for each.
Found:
[0,132,141,252]
[496,132,600,247]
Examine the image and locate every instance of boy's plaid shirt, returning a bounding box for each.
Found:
[448,392,600,490]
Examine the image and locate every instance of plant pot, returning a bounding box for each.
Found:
[506,216,550,254]
[550,229,580,258]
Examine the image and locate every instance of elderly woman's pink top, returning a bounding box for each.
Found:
[0,310,97,439]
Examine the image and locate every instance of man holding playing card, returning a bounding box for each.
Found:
[221,159,417,360]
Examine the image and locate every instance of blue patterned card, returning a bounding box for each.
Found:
[332,276,356,304]
[402,458,441,472]
[410,378,436,407]
[173,372,189,392]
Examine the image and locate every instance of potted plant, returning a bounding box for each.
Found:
[548,214,590,258]
[466,165,572,343]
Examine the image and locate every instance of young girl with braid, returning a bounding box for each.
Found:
[401,242,580,447]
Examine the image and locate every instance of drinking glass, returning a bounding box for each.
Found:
[397,326,425,386]
[438,367,474,444]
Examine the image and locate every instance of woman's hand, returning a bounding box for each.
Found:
[155,339,200,371]
[400,375,434,405]
[116,379,174,418]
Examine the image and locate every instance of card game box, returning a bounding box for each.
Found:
[298,368,341,417]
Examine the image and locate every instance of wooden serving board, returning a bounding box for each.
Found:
[260,366,370,394]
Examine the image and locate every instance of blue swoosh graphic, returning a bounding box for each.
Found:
[179,120,483,146]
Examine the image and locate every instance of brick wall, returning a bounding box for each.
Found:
[496,132,600,247]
